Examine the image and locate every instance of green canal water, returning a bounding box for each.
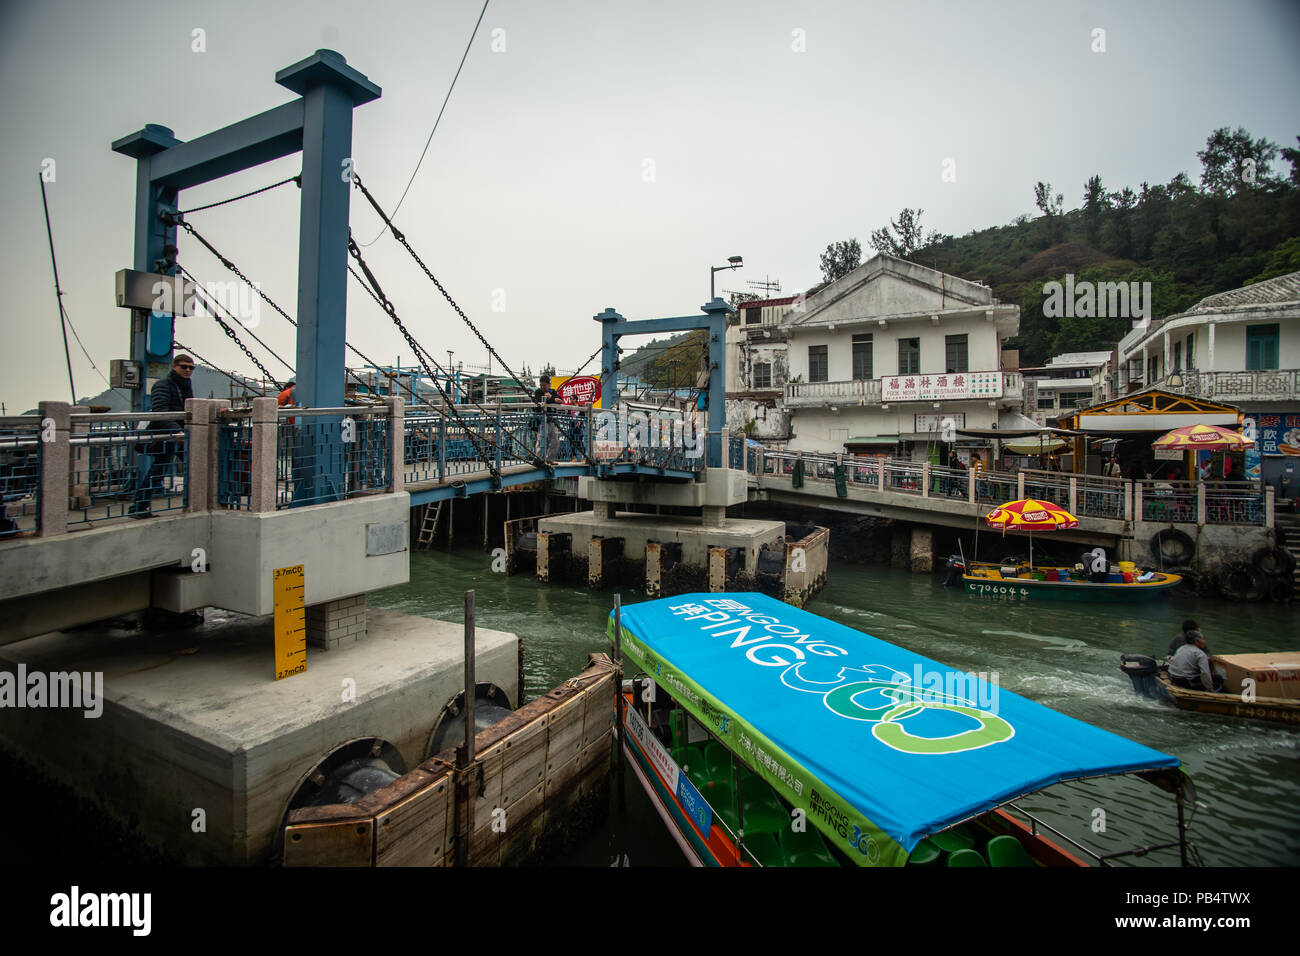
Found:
[371,547,1300,868]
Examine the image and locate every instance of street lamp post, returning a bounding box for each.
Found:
[710,255,744,300]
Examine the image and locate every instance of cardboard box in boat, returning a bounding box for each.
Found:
[1211,653,1300,700]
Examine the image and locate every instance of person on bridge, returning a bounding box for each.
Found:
[1167,631,1221,692]
[532,375,561,464]
[132,354,195,518]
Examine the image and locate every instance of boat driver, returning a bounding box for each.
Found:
[1167,631,1222,693]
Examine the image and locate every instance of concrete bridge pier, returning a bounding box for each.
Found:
[588,536,624,589]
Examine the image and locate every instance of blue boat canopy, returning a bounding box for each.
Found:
[611,592,1180,864]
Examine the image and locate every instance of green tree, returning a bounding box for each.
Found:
[1102,187,1137,259]
[1282,135,1300,187]
[1082,175,1109,246]
[869,208,939,257]
[1197,126,1279,195]
[818,238,862,283]
[1034,182,1065,244]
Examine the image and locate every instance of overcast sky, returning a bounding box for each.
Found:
[2,0,1298,411]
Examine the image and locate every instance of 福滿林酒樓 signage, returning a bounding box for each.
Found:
[883,372,1002,402]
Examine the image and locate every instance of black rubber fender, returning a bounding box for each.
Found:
[1217,562,1268,601]
[1252,545,1296,578]
[1151,528,1195,565]
[1269,578,1295,604]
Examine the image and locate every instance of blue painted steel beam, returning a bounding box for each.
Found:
[406,463,699,506]
[594,298,732,468]
[113,49,380,486]
[145,102,305,190]
[407,465,591,506]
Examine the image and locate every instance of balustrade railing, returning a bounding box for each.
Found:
[0,418,43,537]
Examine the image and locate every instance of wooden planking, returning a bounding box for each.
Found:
[283,818,375,867]
[375,771,453,867]
[282,656,620,866]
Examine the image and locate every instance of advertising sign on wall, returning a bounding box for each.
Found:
[553,375,602,408]
[1254,413,1300,456]
[882,371,1002,402]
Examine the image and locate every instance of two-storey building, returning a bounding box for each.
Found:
[778,254,1022,460]
[1020,350,1116,425]
[724,294,801,442]
[1117,270,1300,501]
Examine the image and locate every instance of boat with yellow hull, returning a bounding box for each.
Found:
[962,561,1181,602]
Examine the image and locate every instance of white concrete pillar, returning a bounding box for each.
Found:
[1196,482,1206,526]
[1207,322,1216,369]
[185,399,211,514]
[69,405,90,509]
[37,401,70,537]
[249,397,278,513]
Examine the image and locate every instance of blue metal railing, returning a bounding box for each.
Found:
[0,421,41,537]
[70,415,187,524]
[276,411,390,509]
[218,418,253,510]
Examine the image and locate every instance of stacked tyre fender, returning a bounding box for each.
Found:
[1151,529,1295,602]
[1252,544,1295,604]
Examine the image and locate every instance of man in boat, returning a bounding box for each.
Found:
[1168,619,1202,656]
[1167,631,1222,692]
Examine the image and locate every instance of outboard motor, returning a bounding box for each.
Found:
[1119,653,1161,698]
[943,554,966,587]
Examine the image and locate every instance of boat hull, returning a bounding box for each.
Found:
[1155,674,1300,726]
[963,567,1180,602]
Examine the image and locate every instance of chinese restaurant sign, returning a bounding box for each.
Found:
[883,371,1002,402]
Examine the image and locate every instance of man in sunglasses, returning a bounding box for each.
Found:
[131,354,195,518]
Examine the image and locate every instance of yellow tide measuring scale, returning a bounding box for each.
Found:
[273,564,307,680]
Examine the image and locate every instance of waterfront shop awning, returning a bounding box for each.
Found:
[957,410,1079,440]
[610,593,1180,866]
[1064,389,1240,434]
[844,435,898,449]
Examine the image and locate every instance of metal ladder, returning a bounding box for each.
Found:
[416,501,442,551]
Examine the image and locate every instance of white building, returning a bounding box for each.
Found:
[725,294,801,442]
[779,255,1022,460]
[1117,270,1300,501]
[1020,350,1116,425]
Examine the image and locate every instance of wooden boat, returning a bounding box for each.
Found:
[611,593,1197,867]
[962,561,1180,602]
[1154,674,1300,725]
[1121,651,1299,726]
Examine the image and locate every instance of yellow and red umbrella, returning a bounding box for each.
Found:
[985,498,1080,531]
[985,498,1079,570]
[1152,423,1253,451]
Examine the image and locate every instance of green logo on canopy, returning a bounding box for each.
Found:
[787,666,1014,756]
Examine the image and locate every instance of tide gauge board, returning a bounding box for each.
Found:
[273,564,307,680]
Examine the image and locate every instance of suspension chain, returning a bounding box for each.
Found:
[346,232,506,475]
[177,266,284,391]
[172,339,271,397]
[176,174,300,216]
[171,214,393,397]
[350,173,538,409]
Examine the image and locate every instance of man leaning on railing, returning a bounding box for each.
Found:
[131,354,194,518]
